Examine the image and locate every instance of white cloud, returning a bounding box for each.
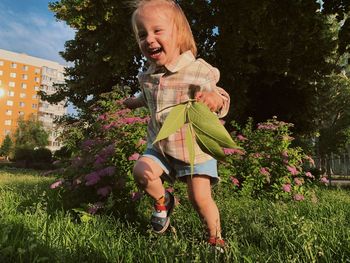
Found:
[0,4,75,65]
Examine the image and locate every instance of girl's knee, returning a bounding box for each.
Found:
[132,157,163,187]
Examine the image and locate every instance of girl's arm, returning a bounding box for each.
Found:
[123,95,147,109]
[195,87,230,118]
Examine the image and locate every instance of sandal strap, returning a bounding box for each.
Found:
[154,204,167,211]
[208,237,226,247]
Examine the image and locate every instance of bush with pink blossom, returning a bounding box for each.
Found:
[219,117,320,201]
[51,89,148,215]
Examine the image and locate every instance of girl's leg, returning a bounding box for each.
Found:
[187,175,222,239]
[133,156,165,199]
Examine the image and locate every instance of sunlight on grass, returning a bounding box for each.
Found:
[1,168,350,262]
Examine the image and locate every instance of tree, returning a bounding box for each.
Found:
[45,0,349,139]
[0,135,13,160]
[13,115,49,149]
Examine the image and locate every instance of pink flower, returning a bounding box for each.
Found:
[223,148,245,155]
[252,153,262,158]
[320,176,329,184]
[282,183,291,192]
[85,173,101,186]
[128,152,140,161]
[230,176,240,187]
[294,177,303,186]
[237,134,247,141]
[97,186,112,197]
[50,179,64,189]
[166,187,174,193]
[97,113,108,121]
[305,155,315,167]
[131,191,143,201]
[293,194,305,201]
[305,172,314,179]
[287,165,299,175]
[260,167,270,176]
[136,138,147,147]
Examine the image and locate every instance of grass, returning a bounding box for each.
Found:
[1,168,350,262]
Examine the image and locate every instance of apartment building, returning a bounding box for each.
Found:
[0,48,67,152]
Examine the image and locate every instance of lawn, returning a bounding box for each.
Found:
[0,168,350,262]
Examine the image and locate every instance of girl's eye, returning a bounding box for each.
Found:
[155,29,162,34]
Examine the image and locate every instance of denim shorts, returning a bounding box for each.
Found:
[143,148,219,184]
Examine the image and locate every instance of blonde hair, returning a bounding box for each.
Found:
[129,0,197,57]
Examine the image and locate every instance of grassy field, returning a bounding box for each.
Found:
[1,168,350,262]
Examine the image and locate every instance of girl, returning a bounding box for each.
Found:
[124,0,229,247]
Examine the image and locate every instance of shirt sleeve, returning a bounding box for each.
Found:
[197,59,230,118]
[215,87,230,118]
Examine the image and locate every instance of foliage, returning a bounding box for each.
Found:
[0,135,13,159]
[154,100,240,172]
[13,115,49,149]
[45,0,350,138]
[51,89,148,214]
[13,147,52,167]
[219,117,322,200]
[49,90,331,216]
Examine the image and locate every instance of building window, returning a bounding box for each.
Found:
[6,100,13,106]
[9,82,15,87]
[32,104,37,109]
[34,77,40,82]
[10,72,16,78]
[4,130,11,136]
[4,120,12,126]
[10,62,17,68]
[18,111,24,116]
[22,65,28,71]
[20,93,26,98]
[0,61,4,66]
[34,68,40,74]
[32,94,38,99]
[22,74,28,80]
[0,70,3,76]
[5,110,12,116]
[19,102,25,107]
[0,80,2,86]
[21,83,27,89]
[8,91,14,97]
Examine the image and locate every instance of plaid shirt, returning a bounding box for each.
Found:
[137,51,230,164]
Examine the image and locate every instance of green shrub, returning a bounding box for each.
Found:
[219,117,319,200]
[32,148,52,163]
[13,147,34,162]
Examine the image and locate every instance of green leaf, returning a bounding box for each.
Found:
[185,123,195,174]
[188,102,241,149]
[194,127,226,160]
[153,103,187,144]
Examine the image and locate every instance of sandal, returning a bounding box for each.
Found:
[151,191,175,234]
[208,237,226,248]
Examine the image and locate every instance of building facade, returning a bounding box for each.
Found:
[0,49,67,152]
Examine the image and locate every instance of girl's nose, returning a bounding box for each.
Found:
[145,34,155,44]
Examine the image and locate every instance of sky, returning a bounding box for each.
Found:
[0,0,75,65]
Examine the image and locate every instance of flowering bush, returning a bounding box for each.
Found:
[51,89,148,215]
[219,117,319,201]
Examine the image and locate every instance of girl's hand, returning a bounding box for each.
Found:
[123,96,146,109]
[194,91,224,112]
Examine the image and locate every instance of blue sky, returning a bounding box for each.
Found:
[0,0,75,65]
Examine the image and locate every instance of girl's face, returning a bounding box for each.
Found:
[136,3,181,68]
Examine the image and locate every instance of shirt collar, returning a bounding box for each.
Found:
[145,50,195,74]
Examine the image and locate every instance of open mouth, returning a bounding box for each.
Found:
[148,47,163,58]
